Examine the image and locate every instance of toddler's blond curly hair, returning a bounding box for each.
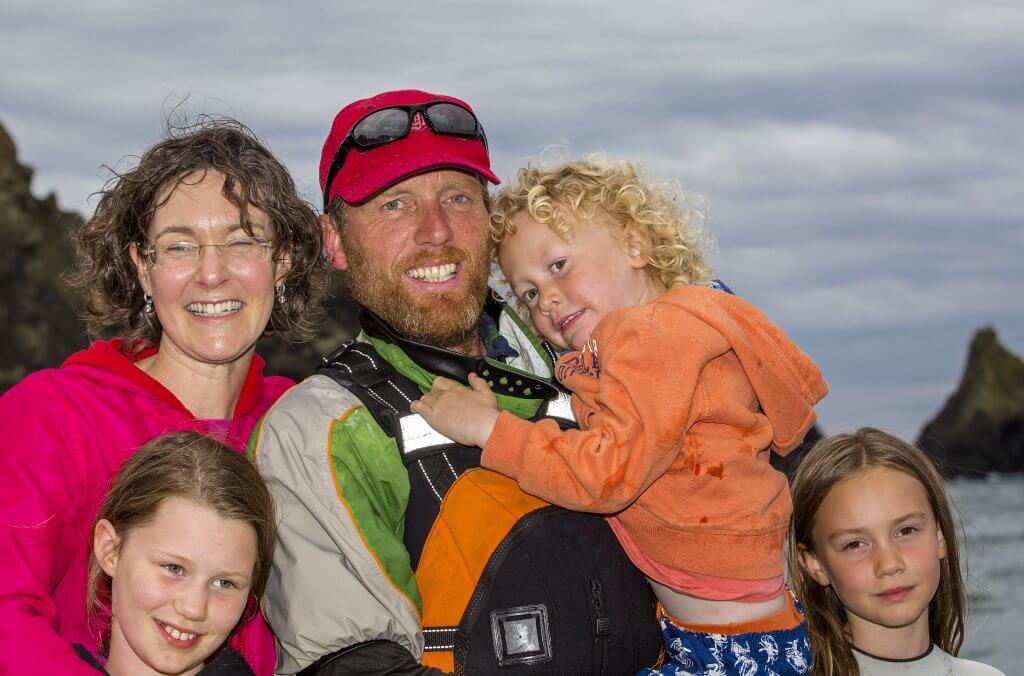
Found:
[489,156,712,290]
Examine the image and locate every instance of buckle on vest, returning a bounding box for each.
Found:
[489,604,553,667]
[321,339,356,364]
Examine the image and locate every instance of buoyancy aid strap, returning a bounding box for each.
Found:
[410,453,460,504]
[422,626,458,651]
[318,341,472,508]
[397,413,458,458]
[318,339,421,438]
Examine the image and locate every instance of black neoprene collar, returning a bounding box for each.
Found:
[357,301,559,400]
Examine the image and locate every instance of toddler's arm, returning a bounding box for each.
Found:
[411,374,500,448]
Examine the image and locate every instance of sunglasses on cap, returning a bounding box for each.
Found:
[322,101,488,210]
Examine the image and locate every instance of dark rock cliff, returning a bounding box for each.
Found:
[918,327,1024,476]
[0,122,88,388]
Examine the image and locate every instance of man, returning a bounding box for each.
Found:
[252,89,660,674]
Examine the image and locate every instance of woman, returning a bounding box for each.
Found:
[0,120,330,675]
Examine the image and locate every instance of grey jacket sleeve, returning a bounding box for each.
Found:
[252,376,424,674]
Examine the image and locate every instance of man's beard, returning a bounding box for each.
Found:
[341,235,490,351]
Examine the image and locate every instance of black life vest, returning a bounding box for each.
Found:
[318,340,661,674]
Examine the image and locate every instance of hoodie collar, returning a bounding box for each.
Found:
[62,338,268,419]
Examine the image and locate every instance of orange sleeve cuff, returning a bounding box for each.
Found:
[481,410,534,478]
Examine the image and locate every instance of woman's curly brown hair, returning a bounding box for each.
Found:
[489,156,712,290]
[68,117,331,353]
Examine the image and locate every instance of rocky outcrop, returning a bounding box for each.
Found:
[0,122,87,389]
[918,327,1024,476]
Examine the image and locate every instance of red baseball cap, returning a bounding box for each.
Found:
[319,89,500,206]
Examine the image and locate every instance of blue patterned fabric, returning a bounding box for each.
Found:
[708,279,734,295]
[638,595,813,676]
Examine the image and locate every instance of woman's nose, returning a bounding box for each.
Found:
[192,244,231,287]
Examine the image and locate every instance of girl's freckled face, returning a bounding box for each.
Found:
[802,467,946,646]
[101,496,257,676]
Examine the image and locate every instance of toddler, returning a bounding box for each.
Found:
[413,158,828,674]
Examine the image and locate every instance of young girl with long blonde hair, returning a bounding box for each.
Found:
[789,427,1003,675]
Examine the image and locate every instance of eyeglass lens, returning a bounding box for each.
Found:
[149,241,269,267]
[324,102,484,209]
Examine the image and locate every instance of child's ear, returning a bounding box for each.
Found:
[936,526,947,560]
[626,242,647,269]
[623,230,652,270]
[797,544,831,587]
[93,519,122,577]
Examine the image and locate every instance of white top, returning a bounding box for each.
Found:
[853,644,1005,676]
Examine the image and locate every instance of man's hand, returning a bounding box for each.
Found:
[410,374,500,448]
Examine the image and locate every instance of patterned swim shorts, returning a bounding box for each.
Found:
[638,591,813,675]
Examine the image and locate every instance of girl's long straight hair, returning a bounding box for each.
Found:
[787,427,966,676]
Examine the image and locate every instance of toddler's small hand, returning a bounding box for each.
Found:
[411,374,500,448]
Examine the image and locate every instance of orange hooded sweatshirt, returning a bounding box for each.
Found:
[482,285,827,584]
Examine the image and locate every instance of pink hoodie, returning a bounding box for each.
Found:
[0,339,291,676]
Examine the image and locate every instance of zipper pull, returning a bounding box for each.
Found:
[590,578,611,636]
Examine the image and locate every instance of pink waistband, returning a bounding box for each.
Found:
[607,517,785,602]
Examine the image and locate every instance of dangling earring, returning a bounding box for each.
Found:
[143,293,154,314]
[276,283,286,305]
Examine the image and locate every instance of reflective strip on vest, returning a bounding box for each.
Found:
[398,392,575,455]
[542,391,575,422]
[399,414,457,454]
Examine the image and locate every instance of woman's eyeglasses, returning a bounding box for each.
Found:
[142,238,273,268]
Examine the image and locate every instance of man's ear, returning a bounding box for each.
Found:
[320,214,349,271]
[797,544,831,587]
[128,242,152,296]
[93,519,122,577]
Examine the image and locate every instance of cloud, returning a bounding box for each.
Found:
[2,0,1022,437]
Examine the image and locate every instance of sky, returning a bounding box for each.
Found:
[2,0,1022,440]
